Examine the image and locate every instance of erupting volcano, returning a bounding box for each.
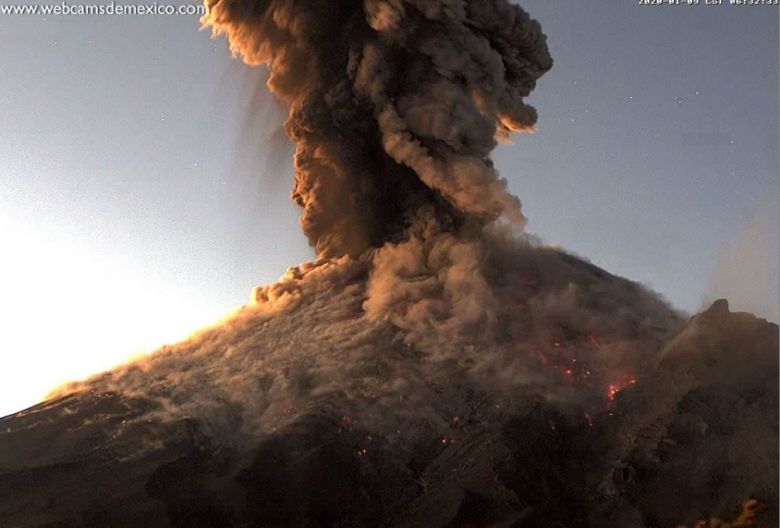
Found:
[1,1,777,527]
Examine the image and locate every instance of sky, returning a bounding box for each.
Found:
[0,1,777,417]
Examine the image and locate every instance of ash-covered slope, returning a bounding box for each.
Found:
[0,254,776,527]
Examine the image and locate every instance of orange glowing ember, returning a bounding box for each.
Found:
[607,377,637,402]
[676,499,765,528]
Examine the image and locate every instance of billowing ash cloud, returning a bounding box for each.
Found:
[194,2,682,404]
[205,0,552,258]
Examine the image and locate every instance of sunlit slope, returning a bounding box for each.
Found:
[0,252,776,527]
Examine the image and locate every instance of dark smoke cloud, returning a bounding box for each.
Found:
[205,0,552,258]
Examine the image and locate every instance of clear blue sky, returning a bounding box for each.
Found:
[0,1,777,415]
[502,0,778,319]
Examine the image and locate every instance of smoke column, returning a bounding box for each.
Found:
[49,0,687,434]
[205,0,552,258]
[198,0,679,384]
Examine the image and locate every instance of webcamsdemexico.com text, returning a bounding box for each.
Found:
[0,2,208,16]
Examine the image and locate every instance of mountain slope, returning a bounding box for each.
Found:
[1,253,776,528]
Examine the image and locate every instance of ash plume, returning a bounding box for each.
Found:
[122,0,681,418]
[2,2,776,528]
[199,0,678,371]
[205,0,552,258]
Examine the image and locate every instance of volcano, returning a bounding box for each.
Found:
[1,0,777,526]
[1,260,776,527]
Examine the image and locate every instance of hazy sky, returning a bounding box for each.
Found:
[0,1,777,416]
